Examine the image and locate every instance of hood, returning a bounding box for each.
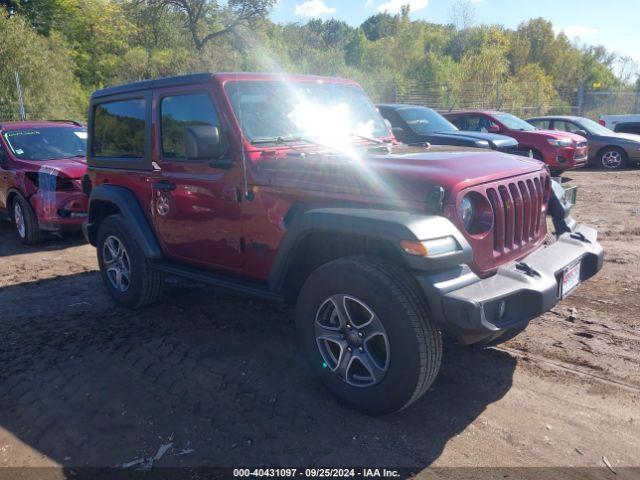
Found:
[537,130,586,142]
[254,144,544,205]
[367,145,541,195]
[17,156,87,179]
[444,130,518,148]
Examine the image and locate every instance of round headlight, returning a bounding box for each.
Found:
[460,195,474,230]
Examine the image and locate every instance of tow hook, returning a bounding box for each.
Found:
[570,232,591,244]
[516,262,541,278]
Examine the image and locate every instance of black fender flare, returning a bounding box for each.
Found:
[268,207,472,292]
[84,184,162,259]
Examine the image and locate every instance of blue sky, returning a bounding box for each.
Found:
[270,0,640,69]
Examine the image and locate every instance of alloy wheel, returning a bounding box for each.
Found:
[103,235,131,292]
[13,202,25,239]
[314,294,390,387]
[601,150,623,169]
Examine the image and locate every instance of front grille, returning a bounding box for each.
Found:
[485,172,550,256]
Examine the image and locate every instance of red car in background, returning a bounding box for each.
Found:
[0,121,88,244]
[444,111,588,174]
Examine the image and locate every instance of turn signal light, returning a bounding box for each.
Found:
[400,240,428,257]
[401,236,461,257]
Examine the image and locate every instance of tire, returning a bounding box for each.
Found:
[598,147,627,170]
[295,255,442,415]
[11,194,43,245]
[96,214,164,308]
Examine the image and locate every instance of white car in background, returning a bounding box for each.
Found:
[599,114,640,135]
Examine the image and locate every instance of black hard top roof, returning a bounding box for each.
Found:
[91,73,214,100]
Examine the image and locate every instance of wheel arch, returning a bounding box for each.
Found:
[6,188,24,209]
[85,184,162,259]
[268,207,472,302]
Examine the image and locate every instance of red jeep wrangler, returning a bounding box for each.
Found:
[83,73,603,414]
[0,121,88,244]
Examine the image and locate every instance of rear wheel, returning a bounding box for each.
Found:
[599,147,627,170]
[295,255,442,415]
[11,195,43,245]
[96,215,164,308]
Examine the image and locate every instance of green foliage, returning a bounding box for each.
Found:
[1,0,634,122]
[0,10,84,120]
[361,13,397,41]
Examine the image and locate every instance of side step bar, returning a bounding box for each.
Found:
[151,259,284,302]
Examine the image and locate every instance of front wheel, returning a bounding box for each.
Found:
[11,195,43,245]
[599,147,627,170]
[295,255,442,415]
[96,215,164,308]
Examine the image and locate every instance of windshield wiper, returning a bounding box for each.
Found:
[349,132,385,145]
[251,136,318,146]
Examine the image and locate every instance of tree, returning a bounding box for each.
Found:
[361,12,397,42]
[143,0,276,51]
[0,11,84,120]
[0,0,66,34]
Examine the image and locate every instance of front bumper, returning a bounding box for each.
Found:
[30,191,88,231]
[417,222,603,345]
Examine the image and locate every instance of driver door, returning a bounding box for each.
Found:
[150,86,244,271]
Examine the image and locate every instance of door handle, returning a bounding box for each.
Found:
[154,180,176,192]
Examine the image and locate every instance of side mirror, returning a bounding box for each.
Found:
[487,125,500,134]
[184,125,223,159]
[392,126,407,142]
[0,150,8,169]
[184,125,231,169]
[574,129,588,138]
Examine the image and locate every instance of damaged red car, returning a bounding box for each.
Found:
[0,121,88,244]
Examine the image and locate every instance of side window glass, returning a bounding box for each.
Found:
[161,93,221,160]
[478,116,497,133]
[93,99,146,158]
[554,121,579,133]
[450,116,467,130]
[462,116,482,132]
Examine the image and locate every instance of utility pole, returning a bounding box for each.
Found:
[14,71,26,121]
[577,80,585,116]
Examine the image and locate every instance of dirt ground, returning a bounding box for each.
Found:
[0,168,639,477]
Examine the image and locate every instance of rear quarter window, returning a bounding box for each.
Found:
[93,99,146,158]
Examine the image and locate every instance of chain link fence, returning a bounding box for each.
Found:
[1,80,639,124]
[379,80,640,120]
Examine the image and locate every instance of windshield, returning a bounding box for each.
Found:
[396,106,457,134]
[3,127,87,160]
[493,113,536,131]
[224,80,390,147]
[579,118,614,136]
